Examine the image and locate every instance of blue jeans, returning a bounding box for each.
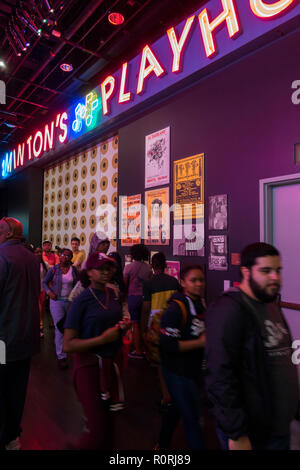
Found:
[49,299,68,359]
[160,367,205,450]
[217,428,290,450]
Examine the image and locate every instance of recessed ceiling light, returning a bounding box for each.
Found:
[60,63,73,72]
[0,60,6,68]
[108,12,124,25]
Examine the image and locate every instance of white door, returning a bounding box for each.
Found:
[260,174,300,449]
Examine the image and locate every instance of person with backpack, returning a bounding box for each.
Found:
[123,244,152,359]
[141,252,180,404]
[158,264,206,450]
[42,248,79,369]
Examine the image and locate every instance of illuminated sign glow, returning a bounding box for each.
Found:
[137,45,165,95]
[72,92,101,132]
[1,0,298,178]
[1,151,13,178]
[198,0,240,57]
[249,0,295,18]
[2,112,70,175]
[167,16,195,73]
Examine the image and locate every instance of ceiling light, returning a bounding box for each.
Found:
[16,7,40,36]
[8,24,27,52]
[108,12,125,25]
[6,28,22,56]
[52,29,61,38]
[11,18,29,49]
[60,63,73,72]
[0,60,6,68]
[42,0,53,12]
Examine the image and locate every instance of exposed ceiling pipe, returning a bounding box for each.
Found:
[55,36,102,58]
[10,0,119,115]
[54,0,152,93]
[8,75,74,97]
[19,0,147,125]
[6,0,106,112]
[6,95,49,109]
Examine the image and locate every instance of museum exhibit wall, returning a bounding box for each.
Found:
[118,29,300,302]
[42,135,118,257]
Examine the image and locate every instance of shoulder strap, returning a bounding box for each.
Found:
[173,299,188,328]
[130,262,144,282]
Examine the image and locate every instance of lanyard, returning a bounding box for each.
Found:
[89,287,110,310]
[185,296,197,317]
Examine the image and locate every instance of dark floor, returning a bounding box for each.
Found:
[20,314,221,451]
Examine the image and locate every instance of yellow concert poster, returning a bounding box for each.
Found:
[173,153,204,220]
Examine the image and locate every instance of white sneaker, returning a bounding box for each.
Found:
[5,437,21,450]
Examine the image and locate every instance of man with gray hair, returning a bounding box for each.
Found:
[0,217,40,450]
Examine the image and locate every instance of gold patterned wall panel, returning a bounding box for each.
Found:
[42,135,118,258]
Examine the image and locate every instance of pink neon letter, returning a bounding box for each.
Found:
[137,45,165,95]
[33,131,43,158]
[119,63,132,104]
[198,0,240,58]
[58,112,68,143]
[249,0,295,18]
[44,122,54,151]
[101,76,115,115]
[16,143,25,167]
[167,16,195,73]
[27,136,32,160]
[13,149,17,169]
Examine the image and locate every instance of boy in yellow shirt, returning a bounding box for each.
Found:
[71,237,85,270]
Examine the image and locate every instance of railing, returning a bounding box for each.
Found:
[281,302,300,312]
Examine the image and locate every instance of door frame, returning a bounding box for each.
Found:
[259,172,300,243]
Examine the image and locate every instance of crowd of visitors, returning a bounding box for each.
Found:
[0,216,299,451]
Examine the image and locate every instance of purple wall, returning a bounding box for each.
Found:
[118,29,300,301]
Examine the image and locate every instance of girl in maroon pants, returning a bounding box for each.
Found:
[63,252,131,449]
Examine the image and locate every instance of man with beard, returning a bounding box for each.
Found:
[205,242,299,450]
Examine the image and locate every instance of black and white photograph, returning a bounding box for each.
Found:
[208,235,228,271]
[208,194,228,230]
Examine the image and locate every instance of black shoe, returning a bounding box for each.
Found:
[58,358,68,370]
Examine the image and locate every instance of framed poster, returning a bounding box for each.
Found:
[144,187,170,245]
[208,194,228,230]
[173,221,205,256]
[173,153,204,220]
[145,127,170,188]
[165,261,180,281]
[208,235,228,271]
[120,194,141,246]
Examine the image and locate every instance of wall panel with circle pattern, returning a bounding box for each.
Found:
[42,135,118,259]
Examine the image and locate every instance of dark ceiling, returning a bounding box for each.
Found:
[0,0,205,152]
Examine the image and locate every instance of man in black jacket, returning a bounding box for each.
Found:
[0,217,40,450]
[205,242,299,450]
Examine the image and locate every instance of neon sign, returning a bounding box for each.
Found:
[72,91,101,132]
[1,112,69,177]
[1,0,298,178]
[1,151,13,178]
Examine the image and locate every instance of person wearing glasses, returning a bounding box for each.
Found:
[42,248,79,369]
[0,217,40,450]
